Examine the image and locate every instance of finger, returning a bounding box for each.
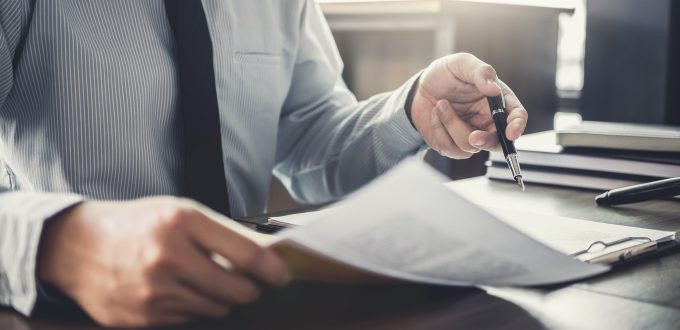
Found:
[434,100,480,154]
[504,109,527,141]
[469,130,499,151]
[162,284,232,318]
[448,53,501,96]
[506,115,527,141]
[429,109,472,159]
[502,93,528,141]
[177,246,262,305]
[184,210,291,286]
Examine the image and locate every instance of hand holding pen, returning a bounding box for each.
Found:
[408,53,528,162]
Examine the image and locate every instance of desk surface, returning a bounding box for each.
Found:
[2,177,680,329]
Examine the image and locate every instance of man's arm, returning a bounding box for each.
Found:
[0,191,83,314]
[274,0,425,204]
[0,5,85,315]
[275,1,528,205]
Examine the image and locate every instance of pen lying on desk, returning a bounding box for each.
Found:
[487,93,525,191]
[596,177,680,206]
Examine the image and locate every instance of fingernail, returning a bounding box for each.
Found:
[430,110,439,124]
[434,103,444,114]
[472,137,487,148]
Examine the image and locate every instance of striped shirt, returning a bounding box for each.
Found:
[0,0,424,315]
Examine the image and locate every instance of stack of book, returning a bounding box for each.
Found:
[486,122,680,191]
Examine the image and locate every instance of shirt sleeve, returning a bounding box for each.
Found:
[0,6,84,315]
[274,0,426,204]
[0,189,83,315]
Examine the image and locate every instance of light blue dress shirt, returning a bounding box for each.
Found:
[0,0,424,315]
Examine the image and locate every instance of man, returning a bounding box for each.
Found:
[0,0,528,328]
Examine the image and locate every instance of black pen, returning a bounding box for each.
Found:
[487,93,524,191]
[595,177,680,206]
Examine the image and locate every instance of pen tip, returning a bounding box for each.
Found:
[516,176,525,191]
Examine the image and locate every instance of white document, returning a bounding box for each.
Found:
[269,206,339,227]
[269,159,609,287]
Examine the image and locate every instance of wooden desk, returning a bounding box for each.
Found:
[448,178,680,329]
[2,177,680,329]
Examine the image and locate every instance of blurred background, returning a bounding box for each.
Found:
[268,0,680,212]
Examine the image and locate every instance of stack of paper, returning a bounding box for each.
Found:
[556,121,680,152]
[486,131,680,191]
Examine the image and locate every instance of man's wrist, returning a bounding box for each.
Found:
[36,202,85,294]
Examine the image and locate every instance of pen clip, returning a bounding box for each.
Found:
[569,236,653,258]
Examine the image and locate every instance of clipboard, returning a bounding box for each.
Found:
[570,236,680,266]
[256,220,287,233]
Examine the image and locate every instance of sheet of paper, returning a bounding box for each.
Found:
[270,159,609,287]
[268,201,674,263]
[269,206,340,227]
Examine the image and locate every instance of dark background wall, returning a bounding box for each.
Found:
[580,0,680,126]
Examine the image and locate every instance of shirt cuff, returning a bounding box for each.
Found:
[35,280,78,311]
[0,191,83,315]
[378,72,426,153]
[404,73,422,129]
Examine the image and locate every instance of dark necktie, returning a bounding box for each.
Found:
[165,0,232,216]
